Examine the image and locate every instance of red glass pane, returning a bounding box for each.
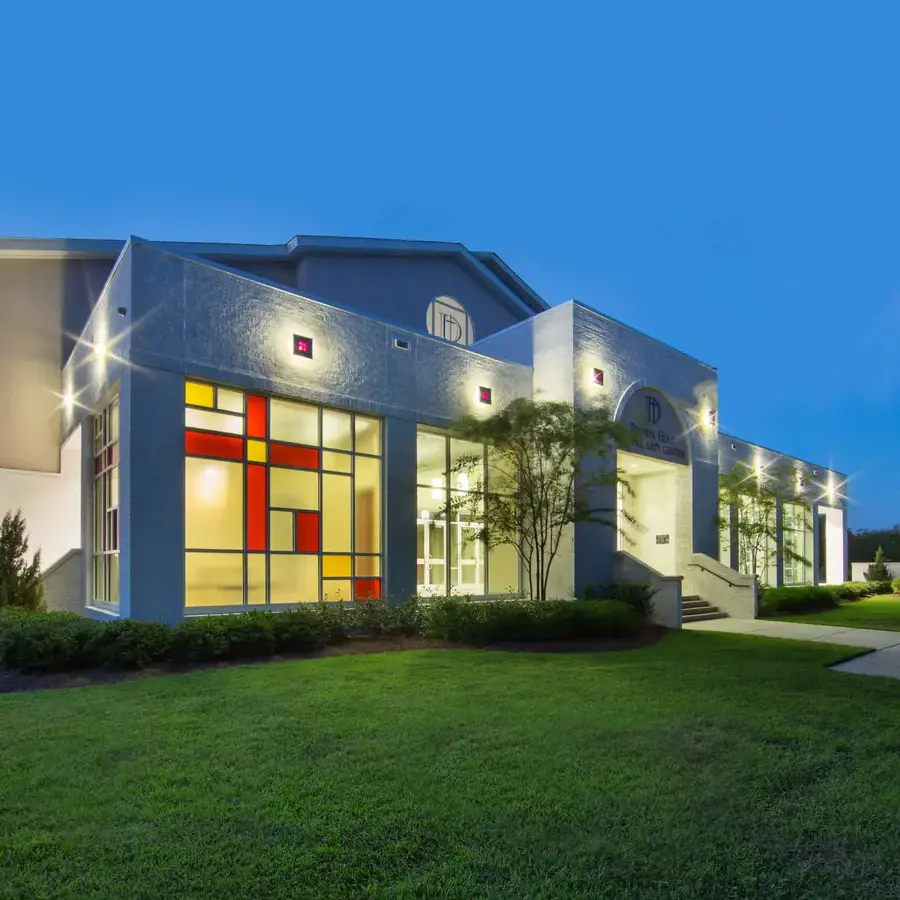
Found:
[270,443,319,469]
[355,579,381,601]
[247,395,268,439]
[247,464,267,551]
[295,512,319,552]
[185,430,243,460]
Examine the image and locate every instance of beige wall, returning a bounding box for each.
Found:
[0,257,112,472]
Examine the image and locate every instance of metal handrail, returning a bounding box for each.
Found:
[687,560,749,589]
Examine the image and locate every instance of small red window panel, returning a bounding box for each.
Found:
[355,579,381,601]
[270,443,319,469]
[247,464,267,551]
[185,430,243,460]
[247,395,268,439]
[296,512,319,552]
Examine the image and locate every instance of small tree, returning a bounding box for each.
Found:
[865,545,890,582]
[717,462,810,585]
[0,510,43,610]
[443,399,633,601]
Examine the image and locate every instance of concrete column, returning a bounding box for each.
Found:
[775,499,785,587]
[120,367,185,624]
[691,458,719,558]
[812,503,822,586]
[573,455,616,597]
[384,416,417,604]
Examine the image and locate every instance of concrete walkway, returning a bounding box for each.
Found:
[684,617,900,680]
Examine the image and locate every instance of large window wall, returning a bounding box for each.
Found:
[415,428,520,597]
[184,380,382,609]
[782,502,813,585]
[92,394,119,607]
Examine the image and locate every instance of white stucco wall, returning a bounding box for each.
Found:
[0,426,81,571]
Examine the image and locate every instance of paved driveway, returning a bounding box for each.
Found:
[684,617,900,679]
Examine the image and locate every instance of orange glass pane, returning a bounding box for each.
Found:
[185,430,243,460]
[296,512,319,552]
[247,395,268,439]
[247,464,267,551]
[355,579,381,601]
[270,443,319,469]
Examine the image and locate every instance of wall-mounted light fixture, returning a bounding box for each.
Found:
[478,386,492,405]
[704,408,718,429]
[393,337,410,351]
[730,442,737,450]
[62,392,74,411]
[293,335,314,359]
[117,306,127,317]
[592,368,604,386]
[93,341,107,360]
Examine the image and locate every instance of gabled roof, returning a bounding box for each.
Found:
[0,233,549,319]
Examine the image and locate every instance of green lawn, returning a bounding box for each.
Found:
[778,594,900,631]
[3,633,900,899]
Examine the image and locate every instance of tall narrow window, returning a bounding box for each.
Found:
[783,502,812,585]
[183,380,382,609]
[92,394,120,607]
[415,427,520,597]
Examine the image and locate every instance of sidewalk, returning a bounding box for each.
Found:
[684,617,900,679]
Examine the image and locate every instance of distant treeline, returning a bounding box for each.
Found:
[849,526,900,563]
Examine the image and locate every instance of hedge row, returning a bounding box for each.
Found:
[0,592,649,673]
[761,580,895,616]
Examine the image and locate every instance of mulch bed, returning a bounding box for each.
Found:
[0,629,664,695]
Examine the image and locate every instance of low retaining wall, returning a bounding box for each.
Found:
[612,551,682,629]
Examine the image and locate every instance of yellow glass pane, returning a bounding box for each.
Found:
[270,554,319,604]
[323,579,352,602]
[270,511,294,552]
[217,388,244,413]
[270,467,318,509]
[185,381,214,408]
[322,555,352,578]
[322,410,352,450]
[185,407,244,435]
[323,474,351,552]
[355,456,381,554]
[322,450,351,473]
[247,439,267,463]
[185,458,243,550]
[248,554,267,605]
[355,556,380,577]
[270,398,319,446]
[185,552,244,607]
[356,416,381,455]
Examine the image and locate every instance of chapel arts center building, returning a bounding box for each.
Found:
[0,235,848,625]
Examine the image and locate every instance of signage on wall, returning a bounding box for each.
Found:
[618,388,688,465]
[426,296,475,346]
[656,534,670,545]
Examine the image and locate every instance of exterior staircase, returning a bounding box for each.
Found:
[682,595,728,623]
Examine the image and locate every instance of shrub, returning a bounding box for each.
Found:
[865,546,891,582]
[270,608,328,653]
[0,612,102,672]
[86,619,172,669]
[832,581,893,601]
[423,596,644,644]
[312,601,350,644]
[892,577,900,594]
[384,596,427,636]
[0,510,43,611]
[761,586,838,616]
[580,582,656,619]
[169,617,235,663]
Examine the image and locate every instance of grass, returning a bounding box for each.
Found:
[3,632,900,899]
[778,593,900,631]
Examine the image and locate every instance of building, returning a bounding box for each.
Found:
[0,235,848,626]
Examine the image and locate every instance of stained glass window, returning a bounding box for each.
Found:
[92,393,120,607]
[184,380,382,609]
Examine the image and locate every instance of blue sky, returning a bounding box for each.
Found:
[2,1,898,529]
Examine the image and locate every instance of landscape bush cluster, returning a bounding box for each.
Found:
[760,580,894,616]
[0,586,651,673]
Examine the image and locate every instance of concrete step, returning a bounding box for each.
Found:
[682,599,708,610]
[682,595,701,603]
[683,611,729,622]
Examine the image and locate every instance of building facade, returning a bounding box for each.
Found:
[0,235,848,625]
